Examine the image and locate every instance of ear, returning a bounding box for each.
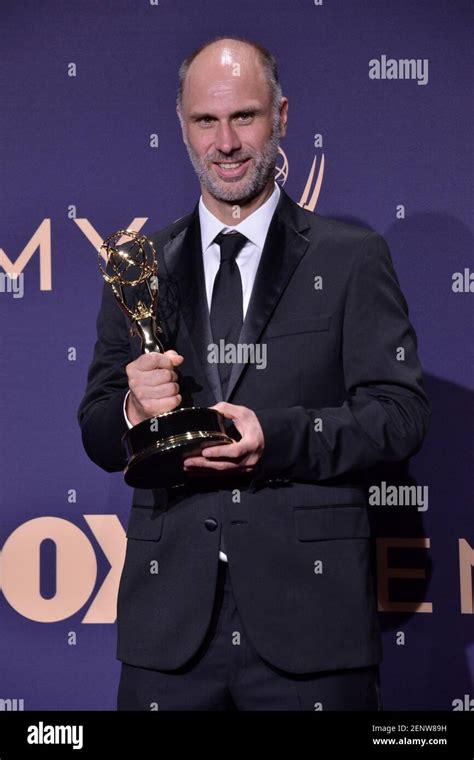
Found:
[176,107,186,142]
[279,97,289,138]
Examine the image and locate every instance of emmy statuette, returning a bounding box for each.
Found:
[98,230,233,488]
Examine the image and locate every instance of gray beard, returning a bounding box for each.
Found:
[183,114,281,204]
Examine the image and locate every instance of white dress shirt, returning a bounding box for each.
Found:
[124,181,281,561]
[199,181,281,317]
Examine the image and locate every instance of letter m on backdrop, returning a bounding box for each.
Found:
[0,220,52,290]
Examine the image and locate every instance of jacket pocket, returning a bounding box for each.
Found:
[126,506,164,541]
[293,505,370,541]
[265,315,331,338]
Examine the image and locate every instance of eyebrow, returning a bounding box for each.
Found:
[189,107,262,121]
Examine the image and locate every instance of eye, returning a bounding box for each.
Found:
[236,112,254,123]
[197,116,215,126]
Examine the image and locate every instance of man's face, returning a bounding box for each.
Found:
[178,43,287,203]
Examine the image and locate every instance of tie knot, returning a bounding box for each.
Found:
[215,231,247,262]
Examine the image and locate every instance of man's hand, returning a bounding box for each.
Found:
[125,350,184,426]
[183,402,264,475]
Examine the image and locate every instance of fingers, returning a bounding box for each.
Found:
[165,350,185,367]
[200,441,246,459]
[210,401,241,420]
[129,351,184,372]
[125,350,184,423]
[136,393,182,419]
[129,367,179,388]
[136,382,180,400]
[184,441,249,469]
[183,456,252,473]
[184,465,252,477]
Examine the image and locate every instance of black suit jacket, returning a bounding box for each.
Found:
[78,188,430,674]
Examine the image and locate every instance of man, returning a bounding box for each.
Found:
[78,36,430,710]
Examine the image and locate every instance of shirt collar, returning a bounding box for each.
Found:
[199,181,281,253]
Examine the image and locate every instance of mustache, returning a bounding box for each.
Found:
[205,154,253,163]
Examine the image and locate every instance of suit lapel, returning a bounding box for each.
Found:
[162,207,223,403]
[225,189,311,399]
[161,188,312,405]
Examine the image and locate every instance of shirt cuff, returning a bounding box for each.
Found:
[123,390,133,430]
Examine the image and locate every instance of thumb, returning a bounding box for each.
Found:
[165,349,184,365]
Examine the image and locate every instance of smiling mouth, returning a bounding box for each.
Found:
[216,162,244,169]
[212,158,251,177]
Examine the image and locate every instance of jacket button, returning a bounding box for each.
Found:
[204,518,218,532]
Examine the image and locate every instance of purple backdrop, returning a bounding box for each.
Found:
[0,0,472,710]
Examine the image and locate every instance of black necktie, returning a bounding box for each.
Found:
[210,231,247,395]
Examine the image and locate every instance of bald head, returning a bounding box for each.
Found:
[176,36,288,214]
[177,36,281,112]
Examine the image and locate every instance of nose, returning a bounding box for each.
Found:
[215,119,241,155]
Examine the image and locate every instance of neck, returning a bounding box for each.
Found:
[201,179,275,225]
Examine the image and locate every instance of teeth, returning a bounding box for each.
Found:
[218,162,242,169]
